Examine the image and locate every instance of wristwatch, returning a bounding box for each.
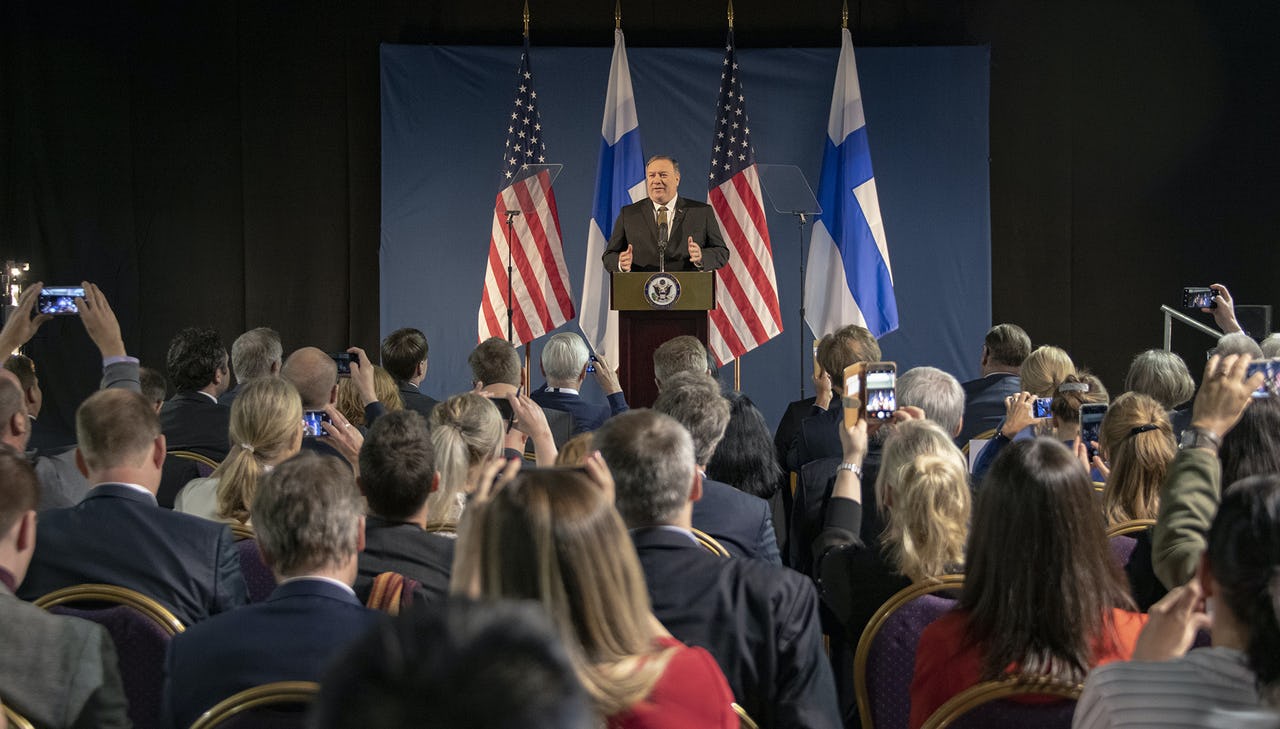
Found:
[1179,427,1221,452]
[837,462,862,478]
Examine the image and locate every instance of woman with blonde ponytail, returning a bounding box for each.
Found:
[426,392,504,531]
[174,377,304,524]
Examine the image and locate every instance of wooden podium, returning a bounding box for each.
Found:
[611,271,716,408]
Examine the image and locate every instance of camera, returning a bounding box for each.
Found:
[37,286,85,316]
[1032,397,1053,418]
[1181,287,1215,310]
[302,410,333,437]
[329,352,354,376]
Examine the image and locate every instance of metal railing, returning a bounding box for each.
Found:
[1161,305,1221,351]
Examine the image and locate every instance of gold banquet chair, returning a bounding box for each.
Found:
[918,676,1082,729]
[2,704,35,729]
[1105,518,1157,538]
[691,527,731,557]
[189,681,321,729]
[733,702,760,729]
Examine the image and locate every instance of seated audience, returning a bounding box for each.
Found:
[596,410,842,729]
[354,410,455,606]
[380,326,439,418]
[469,336,564,458]
[1124,349,1195,436]
[531,331,628,433]
[219,326,281,407]
[19,389,248,624]
[1074,473,1280,728]
[427,392,504,532]
[957,323,1031,445]
[174,377,304,524]
[337,365,402,428]
[162,452,380,729]
[312,599,593,729]
[707,391,782,500]
[281,345,380,466]
[1018,344,1075,397]
[453,461,737,729]
[654,373,780,563]
[0,448,129,728]
[909,437,1145,728]
[653,335,713,390]
[159,326,232,460]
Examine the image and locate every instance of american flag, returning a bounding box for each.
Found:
[478,45,575,347]
[706,30,783,366]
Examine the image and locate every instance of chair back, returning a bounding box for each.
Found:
[691,527,731,557]
[34,584,185,729]
[365,571,420,615]
[2,704,35,729]
[1108,534,1138,568]
[1106,518,1157,538]
[855,575,964,729]
[235,538,278,603]
[423,521,458,536]
[733,702,759,729]
[918,676,1081,729]
[188,681,320,729]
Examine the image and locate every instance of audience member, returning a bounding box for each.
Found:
[1049,371,1110,442]
[898,366,966,438]
[1262,333,1280,359]
[1125,348,1196,438]
[312,599,593,729]
[173,376,304,524]
[596,410,842,729]
[18,389,248,624]
[219,326,281,407]
[1074,474,1280,727]
[4,354,50,449]
[1202,283,1244,334]
[909,438,1144,728]
[1214,331,1264,359]
[140,366,167,413]
[652,335,712,390]
[281,345,379,466]
[427,392,504,531]
[555,431,594,466]
[957,323,1030,445]
[337,365,403,428]
[380,327,439,418]
[0,448,129,728]
[453,461,737,728]
[531,331,629,433]
[162,452,380,729]
[1019,344,1074,397]
[707,391,782,500]
[159,326,232,460]
[469,336,565,459]
[354,410,455,606]
[787,323,881,471]
[773,334,832,489]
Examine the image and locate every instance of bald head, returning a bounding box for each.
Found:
[282,347,339,409]
[0,372,29,451]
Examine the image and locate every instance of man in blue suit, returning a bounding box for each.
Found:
[530,332,628,434]
[162,452,381,729]
[955,323,1030,446]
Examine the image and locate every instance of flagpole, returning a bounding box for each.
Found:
[733,357,741,392]
[615,0,621,28]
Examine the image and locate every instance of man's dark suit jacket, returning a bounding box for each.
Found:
[530,384,628,434]
[19,483,248,626]
[396,380,439,419]
[956,372,1021,446]
[786,403,843,473]
[159,391,231,461]
[353,515,455,606]
[162,579,380,729]
[216,383,241,408]
[693,478,782,564]
[632,527,841,729]
[602,197,730,272]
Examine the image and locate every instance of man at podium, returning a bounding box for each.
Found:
[602,155,730,273]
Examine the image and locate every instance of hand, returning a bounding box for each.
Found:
[1091,454,1111,481]
[838,417,868,466]
[1132,580,1211,661]
[0,283,52,355]
[582,450,615,502]
[469,454,522,506]
[75,281,126,358]
[1191,354,1264,439]
[813,366,833,409]
[319,405,365,474]
[619,244,634,272]
[1001,392,1042,437]
[687,236,703,266]
[891,405,927,424]
[509,390,557,465]
[1070,436,1097,475]
[1204,283,1242,334]
[345,346,377,406]
[590,353,623,395]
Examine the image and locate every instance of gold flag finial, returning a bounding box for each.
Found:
[842,0,849,29]
[523,0,530,38]
[615,0,621,29]
[727,0,734,29]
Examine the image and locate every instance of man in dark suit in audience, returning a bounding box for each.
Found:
[159,326,232,460]
[596,410,841,729]
[162,452,381,729]
[652,334,714,391]
[18,388,248,624]
[282,345,383,464]
[219,326,281,407]
[654,372,780,563]
[469,337,571,455]
[353,410,454,605]
[530,331,628,434]
[380,327,439,418]
[0,448,130,729]
[956,323,1029,446]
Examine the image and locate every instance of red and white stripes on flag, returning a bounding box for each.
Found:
[705,30,783,365]
[477,46,575,347]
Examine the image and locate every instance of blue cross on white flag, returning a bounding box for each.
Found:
[805,28,898,339]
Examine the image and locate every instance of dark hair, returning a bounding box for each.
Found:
[3,354,36,391]
[0,446,39,536]
[1206,475,1280,701]
[1049,371,1109,425]
[165,326,227,391]
[984,324,1032,368]
[1221,399,1280,486]
[817,325,881,394]
[312,599,592,729]
[964,438,1134,683]
[139,366,168,405]
[707,392,781,499]
[359,410,436,521]
[468,337,521,387]
[381,328,429,382]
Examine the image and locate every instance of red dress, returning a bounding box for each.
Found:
[607,637,737,729]
[908,607,1147,729]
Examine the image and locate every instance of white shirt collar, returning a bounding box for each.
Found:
[651,197,678,217]
[548,386,579,396]
[278,575,356,597]
[196,391,218,404]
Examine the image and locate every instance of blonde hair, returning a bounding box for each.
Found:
[428,393,504,525]
[556,432,594,466]
[214,377,303,523]
[1020,346,1075,397]
[453,469,668,718]
[336,366,403,427]
[875,419,970,582]
[1099,392,1174,523]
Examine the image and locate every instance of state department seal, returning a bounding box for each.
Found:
[644,272,681,309]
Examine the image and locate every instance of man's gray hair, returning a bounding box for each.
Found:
[252,452,364,575]
[231,327,282,383]
[645,154,680,175]
[1261,334,1280,359]
[541,332,589,385]
[594,410,695,528]
[653,336,708,387]
[1124,349,1195,410]
[652,372,729,466]
[1213,332,1264,359]
[897,367,965,437]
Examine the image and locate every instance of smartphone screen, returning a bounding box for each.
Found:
[329,353,352,377]
[586,355,597,374]
[1080,404,1107,461]
[1247,358,1280,399]
[1182,287,1215,309]
[302,410,332,437]
[864,368,897,421]
[1032,397,1053,418]
[37,286,85,315]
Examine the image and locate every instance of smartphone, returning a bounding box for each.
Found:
[862,362,898,422]
[1080,403,1108,462]
[841,362,866,428]
[37,286,85,315]
[489,396,514,421]
[329,352,354,377]
[1246,358,1280,399]
[1182,286,1216,310]
[302,410,333,437]
[586,354,597,374]
[1032,397,1053,419]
